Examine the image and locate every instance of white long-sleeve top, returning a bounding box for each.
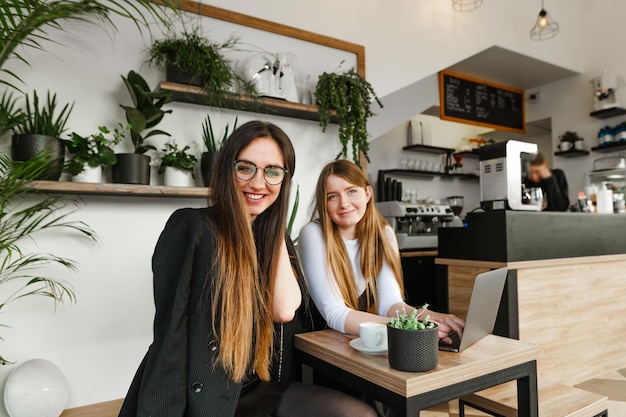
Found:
[298,222,404,333]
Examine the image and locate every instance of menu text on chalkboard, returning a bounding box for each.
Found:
[439,71,526,134]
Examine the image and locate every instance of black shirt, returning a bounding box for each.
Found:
[525,168,570,212]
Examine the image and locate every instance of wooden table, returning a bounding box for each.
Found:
[295,331,539,417]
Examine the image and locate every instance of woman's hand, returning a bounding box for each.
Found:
[271,241,302,323]
[428,311,465,345]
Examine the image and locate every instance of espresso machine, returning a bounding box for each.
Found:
[479,140,539,211]
[376,201,454,249]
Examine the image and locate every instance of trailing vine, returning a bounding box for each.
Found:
[315,68,383,166]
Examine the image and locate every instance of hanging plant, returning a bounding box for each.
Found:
[315,68,383,166]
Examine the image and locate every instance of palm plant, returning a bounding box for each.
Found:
[0,153,97,365]
[0,91,26,137]
[0,0,178,90]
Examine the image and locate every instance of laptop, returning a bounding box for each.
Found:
[438,267,508,352]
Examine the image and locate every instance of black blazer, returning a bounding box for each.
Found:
[119,208,310,417]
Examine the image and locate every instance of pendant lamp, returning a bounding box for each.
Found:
[530,0,559,41]
[452,0,483,12]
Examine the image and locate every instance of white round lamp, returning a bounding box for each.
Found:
[4,359,69,417]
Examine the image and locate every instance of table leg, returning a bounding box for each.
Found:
[384,397,426,417]
[516,360,538,417]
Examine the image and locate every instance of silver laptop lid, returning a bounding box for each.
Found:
[458,267,508,351]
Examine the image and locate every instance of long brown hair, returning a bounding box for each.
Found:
[208,121,295,382]
[311,160,404,314]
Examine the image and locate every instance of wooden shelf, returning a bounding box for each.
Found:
[160,81,339,124]
[589,107,626,120]
[402,144,454,155]
[554,149,590,158]
[28,180,209,198]
[380,169,479,181]
[591,141,626,153]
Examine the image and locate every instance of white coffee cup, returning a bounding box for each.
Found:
[574,140,586,150]
[559,141,573,151]
[359,322,387,348]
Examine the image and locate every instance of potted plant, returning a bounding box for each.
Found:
[64,125,124,183]
[315,68,383,166]
[148,29,240,94]
[387,304,438,372]
[558,131,584,152]
[112,70,173,185]
[11,91,73,181]
[200,114,237,186]
[0,153,97,364]
[158,142,197,187]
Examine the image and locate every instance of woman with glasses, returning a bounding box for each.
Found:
[119,121,376,417]
[298,160,464,341]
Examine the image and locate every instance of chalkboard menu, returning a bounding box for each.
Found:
[439,70,526,134]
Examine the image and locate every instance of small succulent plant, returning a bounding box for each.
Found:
[389,304,436,330]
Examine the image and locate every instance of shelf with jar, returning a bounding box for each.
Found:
[591,121,626,153]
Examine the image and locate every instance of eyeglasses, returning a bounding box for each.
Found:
[234,160,288,186]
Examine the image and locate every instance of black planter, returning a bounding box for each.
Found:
[11,134,65,181]
[387,323,438,372]
[112,153,151,185]
[200,152,219,187]
[165,59,204,87]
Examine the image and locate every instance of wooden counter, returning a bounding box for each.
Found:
[437,254,626,386]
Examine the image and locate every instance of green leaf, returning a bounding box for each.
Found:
[121,106,146,133]
[135,144,155,154]
[287,184,299,237]
[143,129,170,139]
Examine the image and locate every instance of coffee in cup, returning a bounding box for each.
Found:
[359,322,387,349]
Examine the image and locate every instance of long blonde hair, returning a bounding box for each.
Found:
[312,160,404,313]
[208,121,295,382]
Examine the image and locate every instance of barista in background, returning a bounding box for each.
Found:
[525,152,570,211]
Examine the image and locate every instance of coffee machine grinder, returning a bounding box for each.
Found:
[479,140,539,211]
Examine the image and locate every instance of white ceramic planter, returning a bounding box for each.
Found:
[71,165,102,183]
[164,167,194,187]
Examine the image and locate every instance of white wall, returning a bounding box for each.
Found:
[0,0,604,413]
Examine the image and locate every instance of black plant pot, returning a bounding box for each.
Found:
[200,151,219,187]
[112,153,151,185]
[165,59,204,87]
[387,324,438,372]
[11,134,65,181]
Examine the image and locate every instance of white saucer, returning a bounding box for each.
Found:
[349,338,388,355]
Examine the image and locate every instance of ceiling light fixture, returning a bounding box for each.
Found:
[452,0,483,12]
[530,0,559,41]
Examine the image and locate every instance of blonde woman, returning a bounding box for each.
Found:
[119,123,376,417]
[299,160,464,341]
